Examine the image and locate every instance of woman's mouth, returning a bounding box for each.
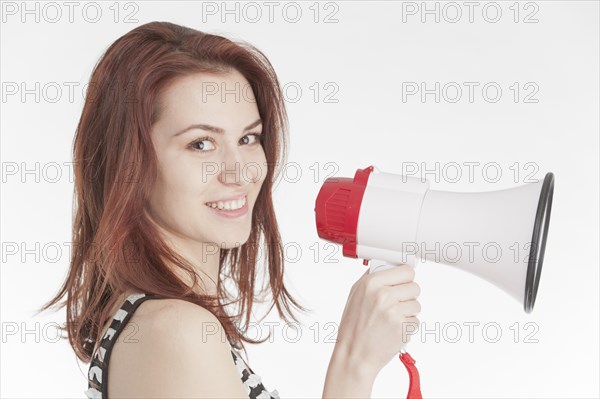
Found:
[205,195,248,218]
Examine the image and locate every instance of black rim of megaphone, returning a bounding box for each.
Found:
[524,172,555,313]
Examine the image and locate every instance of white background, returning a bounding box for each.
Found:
[1,1,599,398]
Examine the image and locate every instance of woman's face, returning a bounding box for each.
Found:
[148,70,267,250]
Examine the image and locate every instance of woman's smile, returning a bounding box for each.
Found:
[205,195,249,218]
[205,193,247,210]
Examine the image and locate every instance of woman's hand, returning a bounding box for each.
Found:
[333,264,421,380]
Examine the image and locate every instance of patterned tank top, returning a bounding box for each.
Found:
[84,292,280,399]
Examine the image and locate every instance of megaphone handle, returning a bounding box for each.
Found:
[365,258,423,399]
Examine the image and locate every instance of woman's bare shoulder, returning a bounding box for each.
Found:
[108,297,247,398]
[135,297,220,327]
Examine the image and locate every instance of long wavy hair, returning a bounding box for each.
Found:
[37,21,308,363]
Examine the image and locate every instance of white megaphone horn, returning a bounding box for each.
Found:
[314,165,555,313]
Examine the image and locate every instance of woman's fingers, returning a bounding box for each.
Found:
[375,282,421,307]
[396,282,421,301]
[366,264,415,288]
[396,299,421,317]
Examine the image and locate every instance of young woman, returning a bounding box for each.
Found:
[39,21,421,399]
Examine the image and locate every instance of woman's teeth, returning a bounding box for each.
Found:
[206,196,246,211]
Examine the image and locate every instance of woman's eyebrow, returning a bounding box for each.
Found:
[173,118,262,137]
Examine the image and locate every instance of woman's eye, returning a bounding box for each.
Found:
[240,133,262,145]
[190,138,215,152]
[189,133,262,153]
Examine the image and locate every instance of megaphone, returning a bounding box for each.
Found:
[314,165,555,313]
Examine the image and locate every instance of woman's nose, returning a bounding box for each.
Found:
[217,156,259,186]
[217,160,247,186]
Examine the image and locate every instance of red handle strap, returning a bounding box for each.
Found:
[399,351,422,399]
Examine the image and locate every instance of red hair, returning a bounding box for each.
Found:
[37,21,308,363]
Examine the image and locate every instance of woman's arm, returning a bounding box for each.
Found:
[322,345,377,398]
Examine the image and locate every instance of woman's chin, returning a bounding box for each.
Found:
[209,231,251,249]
